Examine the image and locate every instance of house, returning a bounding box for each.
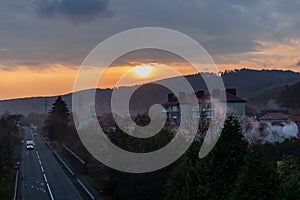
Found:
[258,112,290,125]
[164,88,246,125]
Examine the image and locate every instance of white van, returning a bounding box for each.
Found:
[26,140,34,150]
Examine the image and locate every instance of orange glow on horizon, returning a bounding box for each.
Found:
[0,66,78,100]
[1,60,300,100]
[0,63,198,100]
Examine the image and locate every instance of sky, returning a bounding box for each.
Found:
[1,0,300,99]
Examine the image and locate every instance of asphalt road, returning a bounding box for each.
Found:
[18,127,83,200]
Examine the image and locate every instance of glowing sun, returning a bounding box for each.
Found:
[132,66,153,77]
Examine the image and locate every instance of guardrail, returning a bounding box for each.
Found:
[53,148,97,200]
[63,145,85,164]
[53,151,75,176]
[12,169,19,200]
[62,145,86,174]
[77,178,95,200]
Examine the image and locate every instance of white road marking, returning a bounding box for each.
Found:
[43,174,48,183]
[40,165,44,173]
[35,149,55,200]
[46,183,55,200]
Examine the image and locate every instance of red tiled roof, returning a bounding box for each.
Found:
[258,112,289,120]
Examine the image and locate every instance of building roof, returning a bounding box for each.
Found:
[225,92,247,103]
[258,112,290,121]
[165,89,246,106]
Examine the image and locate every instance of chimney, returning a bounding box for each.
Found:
[195,90,205,98]
[226,88,236,96]
[212,89,220,97]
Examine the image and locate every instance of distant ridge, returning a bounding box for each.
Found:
[1,68,300,115]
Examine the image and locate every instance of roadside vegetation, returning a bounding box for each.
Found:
[0,113,21,199]
[43,97,300,200]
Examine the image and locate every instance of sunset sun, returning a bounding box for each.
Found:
[132,66,153,77]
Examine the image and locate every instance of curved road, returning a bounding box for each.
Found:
[18,127,83,200]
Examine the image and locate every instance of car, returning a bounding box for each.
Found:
[26,140,35,150]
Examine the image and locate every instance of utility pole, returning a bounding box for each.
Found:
[45,97,48,114]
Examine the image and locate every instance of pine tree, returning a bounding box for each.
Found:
[44,96,70,141]
[165,113,248,200]
[230,147,280,200]
[206,113,249,199]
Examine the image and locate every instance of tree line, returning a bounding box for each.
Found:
[165,114,300,200]
[44,96,300,200]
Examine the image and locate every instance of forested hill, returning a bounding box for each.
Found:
[157,68,300,99]
[1,68,300,115]
[278,80,300,111]
[220,68,300,99]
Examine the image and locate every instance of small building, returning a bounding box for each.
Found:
[258,112,290,125]
[164,88,246,125]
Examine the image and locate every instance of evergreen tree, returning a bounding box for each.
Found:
[206,113,249,199]
[278,155,300,200]
[230,147,280,200]
[165,113,248,199]
[44,96,70,141]
[164,143,201,200]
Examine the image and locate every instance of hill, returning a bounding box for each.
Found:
[1,68,300,115]
[277,81,300,113]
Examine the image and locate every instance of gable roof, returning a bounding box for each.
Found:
[258,112,289,120]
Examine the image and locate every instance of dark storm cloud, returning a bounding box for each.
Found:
[34,0,111,23]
